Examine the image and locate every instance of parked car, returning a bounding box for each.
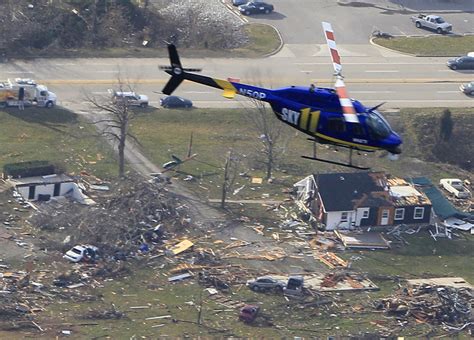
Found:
[410,14,452,34]
[110,90,149,107]
[446,56,474,70]
[63,245,99,263]
[460,81,474,95]
[232,0,255,5]
[160,95,193,108]
[239,305,259,323]
[246,276,285,292]
[238,1,274,15]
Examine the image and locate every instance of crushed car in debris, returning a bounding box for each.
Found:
[239,304,260,323]
[63,245,99,263]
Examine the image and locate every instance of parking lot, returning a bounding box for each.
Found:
[227,0,474,44]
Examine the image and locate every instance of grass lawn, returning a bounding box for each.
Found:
[373,35,474,56]
[0,107,117,178]
[130,107,473,201]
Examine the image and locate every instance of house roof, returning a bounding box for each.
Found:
[8,173,74,187]
[314,172,386,212]
[389,183,431,207]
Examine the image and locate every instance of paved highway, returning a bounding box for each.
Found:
[1,0,473,111]
[1,43,472,110]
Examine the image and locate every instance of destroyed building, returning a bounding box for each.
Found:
[294,172,432,230]
[3,161,91,204]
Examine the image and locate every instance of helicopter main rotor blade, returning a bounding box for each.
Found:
[322,22,359,124]
[322,22,342,75]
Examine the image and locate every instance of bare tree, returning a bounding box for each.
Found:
[243,99,289,180]
[220,150,241,209]
[86,78,141,178]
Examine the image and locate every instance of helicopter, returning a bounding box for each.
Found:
[160,22,402,169]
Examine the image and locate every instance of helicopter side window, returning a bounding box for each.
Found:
[366,111,391,140]
[351,123,365,137]
[327,117,346,133]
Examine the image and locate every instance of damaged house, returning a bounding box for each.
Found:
[3,161,92,204]
[294,172,432,230]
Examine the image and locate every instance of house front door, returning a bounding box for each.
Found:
[381,209,390,225]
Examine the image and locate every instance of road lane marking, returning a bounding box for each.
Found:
[436,91,460,93]
[365,70,399,73]
[4,71,34,74]
[42,78,472,85]
[351,91,395,93]
[183,91,214,94]
[294,62,448,65]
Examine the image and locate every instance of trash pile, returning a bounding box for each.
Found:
[29,178,190,256]
[375,284,473,330]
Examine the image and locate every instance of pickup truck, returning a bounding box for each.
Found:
[411,14,452,34]
[439,178,471,199]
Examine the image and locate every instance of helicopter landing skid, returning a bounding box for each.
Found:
[301,155,370,170]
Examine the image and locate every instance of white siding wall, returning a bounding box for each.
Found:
[17,182,76,201]
[355,207,370,226]
[325,211,356,230]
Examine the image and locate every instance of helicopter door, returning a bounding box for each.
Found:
[327,117,346,136]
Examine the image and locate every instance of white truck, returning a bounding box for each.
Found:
[0,78,57,108]
[411,14,452,34]
[439,178,471,199]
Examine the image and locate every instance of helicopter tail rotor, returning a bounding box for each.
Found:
[322,22,359,124]
[160,44,202,95]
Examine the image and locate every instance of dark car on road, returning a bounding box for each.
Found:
[246,276,285,292]
[238,1,274,15]
[447,56,474,70]
[160,95,193,108]
[460,81,474,95]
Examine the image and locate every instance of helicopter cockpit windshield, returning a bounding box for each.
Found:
[366,110,391,140]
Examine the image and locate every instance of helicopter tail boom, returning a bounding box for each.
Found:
[162,44,272,102]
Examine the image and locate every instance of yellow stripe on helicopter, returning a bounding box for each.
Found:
[214,79,237,99]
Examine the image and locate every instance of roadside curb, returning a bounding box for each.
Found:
[336,0,473,14]
[219,0,283,58]
[369,37,417,57]
[261,23,284,57]
[221,0,248,24]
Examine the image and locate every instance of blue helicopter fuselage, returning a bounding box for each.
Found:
[228,82,402,154]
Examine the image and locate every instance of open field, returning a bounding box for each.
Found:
[373,35,474,56]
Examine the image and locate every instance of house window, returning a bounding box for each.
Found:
[341,212,348,222]
[362,210,369,218]
[394,208,405,220]
[414,207,424,219]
